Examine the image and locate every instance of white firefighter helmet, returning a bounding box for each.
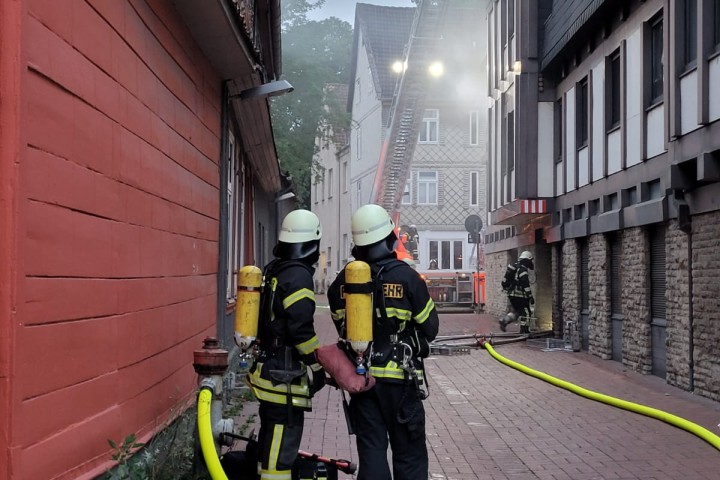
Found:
[278,210,322,244]
[351,204,395,246]
[520,250,534,261]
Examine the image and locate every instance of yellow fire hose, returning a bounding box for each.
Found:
[483,342,720,451]
[197,388,229,480]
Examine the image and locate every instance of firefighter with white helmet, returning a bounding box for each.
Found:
[246,209,326,480]
[500,250,535,332]
[328,204,439,480]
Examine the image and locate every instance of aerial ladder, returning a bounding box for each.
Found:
[371,0,449,212]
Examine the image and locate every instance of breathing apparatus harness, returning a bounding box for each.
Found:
[255,258,314,426]
[370,259,430,423]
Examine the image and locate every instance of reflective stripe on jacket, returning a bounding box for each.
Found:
[246,361,312,409]
[248,259,319,409]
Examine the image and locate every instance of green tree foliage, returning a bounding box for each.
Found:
[272,1,352,207]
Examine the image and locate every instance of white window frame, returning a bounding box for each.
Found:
[419,109,439,144]
[469,110,480,146]
[356,127,362,160]
[226,131,242,300]
[321,170,326,201]
[417,171,438,205]
[401,179,412,205]
[469,171,480,206]
[327,168,334,198]
[428,239,464,270]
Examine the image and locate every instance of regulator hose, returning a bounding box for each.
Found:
[197,387,229,480]
[483,342,720,452]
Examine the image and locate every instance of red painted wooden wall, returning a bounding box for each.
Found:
[1,0,225,478]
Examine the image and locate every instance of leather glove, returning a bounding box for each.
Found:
[307,364,326,396]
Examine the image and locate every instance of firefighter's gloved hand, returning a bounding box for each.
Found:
[529,304,535,316]
[307,364,326,396]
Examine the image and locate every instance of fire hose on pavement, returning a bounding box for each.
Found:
[481,341,720,452]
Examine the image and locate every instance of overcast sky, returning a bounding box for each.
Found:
[307,0,416,25]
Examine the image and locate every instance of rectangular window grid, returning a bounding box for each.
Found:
[402,179,412,205]
[419,109,439,143]
[469,111,480,146]
[649,15,664,104]
[470,171,480,206]
[417,171,438,204]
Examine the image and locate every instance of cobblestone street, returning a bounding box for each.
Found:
[294,298,720,479]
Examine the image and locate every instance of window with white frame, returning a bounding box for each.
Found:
[470,171,480,206]
[321,170,326,201]
[469,111,480,146]
[342,234,349,264]
[368,66,374,96]
[419,109,439,143]
[356,127,362,160]
[226,131,242,300]
[328,168,334,198]
[417,171,438,205]
[401,179,412,205]
[428,240,463,270]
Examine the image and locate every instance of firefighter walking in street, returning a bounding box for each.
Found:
[328,204,439,480]
[500,250,535,333]
[246,209,326,480]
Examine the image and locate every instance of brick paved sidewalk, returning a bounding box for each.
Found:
[241,297,720,479]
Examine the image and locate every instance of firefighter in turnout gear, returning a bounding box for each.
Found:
[246,209,326,480]
[328,204,439,480]
[500,250,535,333]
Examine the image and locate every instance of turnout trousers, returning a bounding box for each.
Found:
[349,381,428,480]
[257,403,305,480]
[508,296,531,318]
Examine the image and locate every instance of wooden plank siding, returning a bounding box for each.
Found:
[5,1,227,478]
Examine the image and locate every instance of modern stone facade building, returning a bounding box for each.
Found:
[485,0,720,401]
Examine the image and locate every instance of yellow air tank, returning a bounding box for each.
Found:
[345,261,373,374]
[234,265,263,350]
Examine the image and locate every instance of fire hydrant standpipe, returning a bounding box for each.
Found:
[483,342,720,452]
[197,387,229,480]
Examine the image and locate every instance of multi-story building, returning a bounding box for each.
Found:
[387,2,489,277]
[486,0,720,401]
[311,84,351,291]
[342,0,490,308]
[347,3,415,216]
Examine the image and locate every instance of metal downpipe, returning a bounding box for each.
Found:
[483,342,720,451]
[197,387,229,480]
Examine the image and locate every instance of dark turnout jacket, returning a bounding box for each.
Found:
[328,258,439,384]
